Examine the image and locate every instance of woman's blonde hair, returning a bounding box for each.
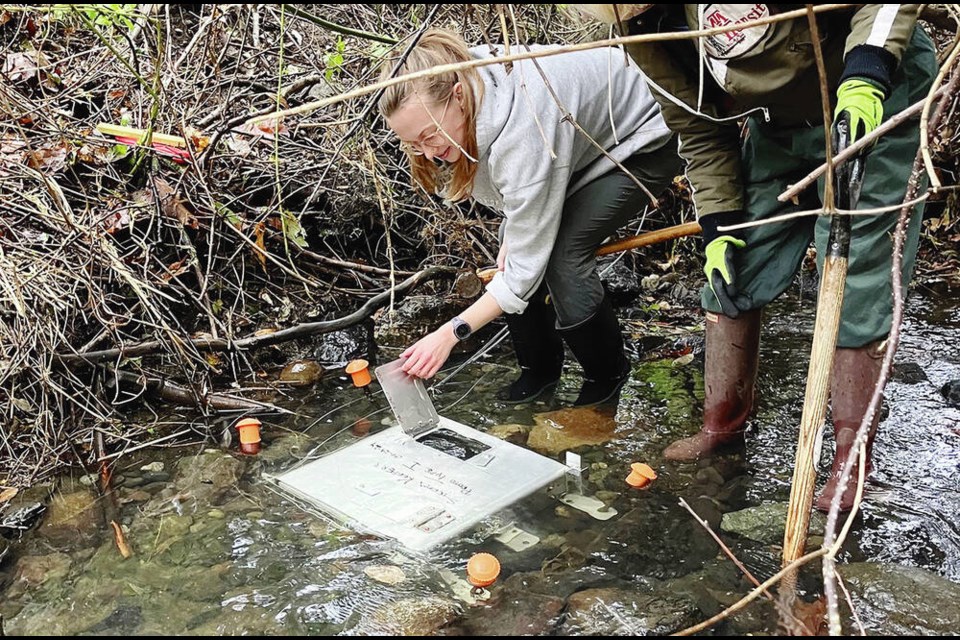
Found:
[378,28,483,202]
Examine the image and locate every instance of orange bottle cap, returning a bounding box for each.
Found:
[351,417,372,437]
[466,552,501,588]
[626,462,657,488]
[235,417,262,445]
[345,359,372,387]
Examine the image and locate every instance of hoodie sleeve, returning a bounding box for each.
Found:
[485,167,570,314]
[483,84,576,315]
[842,5,920,93]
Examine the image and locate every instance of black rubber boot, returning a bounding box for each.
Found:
[497,293,564,404]
[559,296,630,407]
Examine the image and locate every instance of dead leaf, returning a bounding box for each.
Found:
[225,134,253,157]
[102,207,132,235]
[791,596,827,635]
[253,222,267,270]
[0,135,26,172]
[0,487,18,504]
[152,177,198,229]
[26,144,68,174]
[183,125,209,152]
[235,119,288,140]
[160,259,190,282]
[3,52,40,82]
[76,142,112,165]
[111,520,133,559]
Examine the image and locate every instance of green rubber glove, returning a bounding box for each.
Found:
[705,235,748,318]
[835,79,884,143]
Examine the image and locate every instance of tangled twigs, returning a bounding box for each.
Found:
[58,266,457,364]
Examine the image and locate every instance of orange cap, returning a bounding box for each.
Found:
[626,462,657,488]
[234,417,262,455]
[466,552,500,588]
[235,417,262,443]
[345,359,371,387]
[351,417,372,437]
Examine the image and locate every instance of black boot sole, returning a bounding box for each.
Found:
[497,379,559,405]
[573,373,629,408]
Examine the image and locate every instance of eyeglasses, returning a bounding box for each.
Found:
[399,94,454,157]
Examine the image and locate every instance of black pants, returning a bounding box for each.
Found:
[542,140,679,327]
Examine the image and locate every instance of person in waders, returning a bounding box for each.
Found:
[379,28,680,407]
[583,4,936,511]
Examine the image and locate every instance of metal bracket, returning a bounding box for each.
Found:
[559,492,618,521]
[494,523,540,551]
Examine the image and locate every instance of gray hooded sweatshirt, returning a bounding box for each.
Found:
[470,44,672,314]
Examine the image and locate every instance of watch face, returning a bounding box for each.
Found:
[454,319,471,340]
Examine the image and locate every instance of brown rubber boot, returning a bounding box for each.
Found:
[664,309,762,461]
[815,340,885,513]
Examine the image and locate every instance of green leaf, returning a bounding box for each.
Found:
[214,202,244,229]
[280,209,308,248]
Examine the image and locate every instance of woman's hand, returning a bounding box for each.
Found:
[497,241,508,272]
[400,323,457,379]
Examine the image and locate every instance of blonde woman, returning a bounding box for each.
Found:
[380,29,678,406]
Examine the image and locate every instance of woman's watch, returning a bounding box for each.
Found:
[451,316,472,341]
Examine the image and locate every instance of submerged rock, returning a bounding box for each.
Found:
[893,361,927,384]
[941,379,960,407]
[527,406,620,456]
[12,552,73,589]
[461,573,565,636]
[373,295,464,349]
[559,588,701,636]
[600,260,642,306]
[488,422,530,445]
[313,325,369,368]
[720,501,826,545]
[347,596,461,636]
[363,564,406,585]
[278,359,323,386]
[36,489,103,548]
[842,562,960,635]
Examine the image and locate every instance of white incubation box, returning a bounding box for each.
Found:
[268,359,570,552]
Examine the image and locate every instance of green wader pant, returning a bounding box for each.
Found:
[701,28,937,348]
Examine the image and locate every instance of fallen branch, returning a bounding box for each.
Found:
[296,246,417,278]
[674,547,830,636]
[58,266,456,364]
[94,432,132,559]
[921,5,960,33]
[281,4,398,44]
[109,369,290,414]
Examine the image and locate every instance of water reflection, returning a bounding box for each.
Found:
[1,293,958,635]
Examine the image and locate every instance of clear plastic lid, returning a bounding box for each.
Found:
[375,358,439,437]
